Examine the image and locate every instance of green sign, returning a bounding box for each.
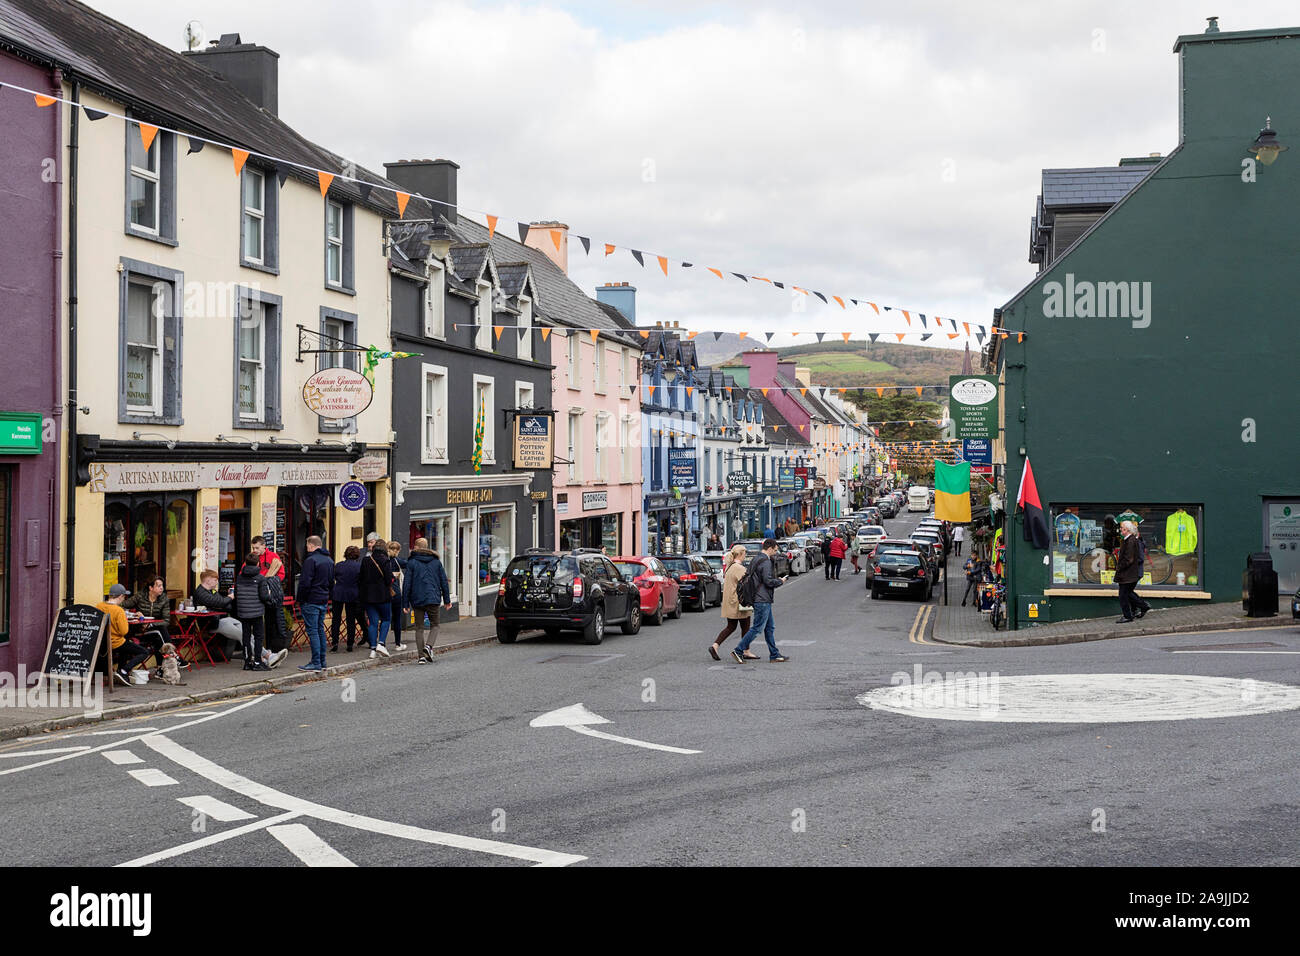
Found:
[0,412,42,455]
[948,375,999,441]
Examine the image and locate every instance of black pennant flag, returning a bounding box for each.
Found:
[850,298,860,306]
[185,135,204,152]
[869,333,880,343]
[764,332,774,342]
[517,223,530,243]
[631,250,644,267]
[518,326,529,341]
[681,262,693,268]
[85,106,109,122]
[813,291,827,304]
[919,314,927,328]
[713,331,724,341]
[883,305,892,311]
[773,281,784,289]
[732,273,748,282]
[976,332,986,344]
[578,236,591,254]
[275,164,291,188]
[357,182,372,203]
[920,333,933,342]
[815,332,825,343]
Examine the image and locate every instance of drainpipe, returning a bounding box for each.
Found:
[49,66,65,626]
[63,80,80,608]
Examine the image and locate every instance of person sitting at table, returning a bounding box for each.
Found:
[98,583,151,686]
[192,569,236,658]
[123,576,187,670]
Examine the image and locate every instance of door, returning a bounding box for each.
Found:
[458,517,477,615]
[598,556,629,621]
[1264,499,1300,593]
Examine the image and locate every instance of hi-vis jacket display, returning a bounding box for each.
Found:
[1166,509,1198,556]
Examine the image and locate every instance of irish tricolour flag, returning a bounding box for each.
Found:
[933,460,972,523]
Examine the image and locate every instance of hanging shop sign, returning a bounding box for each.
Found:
[351,455,387,481]
[777,466,797,491]
[949,375,999,441]
[726,470,755,492]
[513,413,554,470]
[668,447,697,488]
[583,490,608,511]
[302,367,374,420]
[86,461,355,493]
[794,466,809,489]
[339,480,369,511]
[813,477,828,491]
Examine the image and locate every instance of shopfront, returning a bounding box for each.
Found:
[645,490,698,555]
[103,492,195,603]
[700,496,736,549]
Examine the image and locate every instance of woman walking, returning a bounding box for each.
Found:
[330,545,362,651]
[710,544,757,661]
[387,540,408,652]
[358,537,395,658]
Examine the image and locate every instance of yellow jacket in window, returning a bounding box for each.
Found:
[1165,510,1197,556]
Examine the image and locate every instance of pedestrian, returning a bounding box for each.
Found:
[731,538,790,663]
[850,540,861,574]
[250,536,288,669]
[330,546,362,652]
[710,544,755,661]
[122,576,183,670]
[233,554,272,671]
[97,584,151,686]
[821,533,832,579]
[296,535,334,671]
[828,533,846,580]
[1115,520,1151,623]
[708,530,722,551]
[953,525,964,556]
[960,555,982,607]
[402,537,453,664]
[387,540,408,652]
[359,536,395,658]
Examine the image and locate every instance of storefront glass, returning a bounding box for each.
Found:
[410,511,455,595]
[601,513,620,555]
[163,499,192,603]
[479,506,513,589]
[278,485,334,590]
[103,493,196,598]
[1049,504,1203,588]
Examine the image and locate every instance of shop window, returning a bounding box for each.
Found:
[1048,504,1203,588]
[601,513,620,555]
[163,500,192,603]
[0,468,9,642]
[479,507,514,590]
[281,486,333,589]
[410,512,455,598]
[103,493,195,598]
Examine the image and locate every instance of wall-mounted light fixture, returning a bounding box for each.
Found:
[131,430,176,450]
[1249,116,1288,166]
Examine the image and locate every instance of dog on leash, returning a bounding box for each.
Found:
[154,643,184,685]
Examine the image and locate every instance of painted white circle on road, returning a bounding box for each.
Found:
[856,674,1300,724]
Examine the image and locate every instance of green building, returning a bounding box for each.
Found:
[989,21,1300,628]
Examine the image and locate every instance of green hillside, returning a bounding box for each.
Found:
[720,340,968,386]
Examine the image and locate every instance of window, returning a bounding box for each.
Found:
[103,493,194,599]
[479,506,514,590]
[703,445,711,488]
[425,261,446,339]
[410,512,455,598]
[620,348,629,390]
[594,412,611,482]
[594,339,605,393]
[231,286,283,429]
[318,307,358,432]
[475,280,492,351]
[567,333,581,387]
[240,167,279,272]
[567,411,582,482]
[517,295,532,361]
[421,364,448,464]
[620,416,635,481]
[473,375,495,465]
[324,199,354,293]
[516,381,535,410]
[125,123,176,244]
[119,259,183,425]
[1047,504,1204,589]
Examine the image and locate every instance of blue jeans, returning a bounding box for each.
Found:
[365,602,391,648]
[735,602,781,659]
[302,603,328,667]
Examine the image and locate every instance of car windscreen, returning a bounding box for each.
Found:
[740,541,763,552]
[857,526,886,536]
[614,561,647,578]
[878,552,922,567]
[702,556,724,570]
[660,558,692,573]
[508,555,578,586]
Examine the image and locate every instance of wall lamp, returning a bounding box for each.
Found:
[215,434,257,451]
[1249,116,1288,166]
[268,436,311,453]
[132,431,176,450]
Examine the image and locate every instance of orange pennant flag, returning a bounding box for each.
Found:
[396,191,411,217]
[948,333,960,340]
[902,311,912,326]
[550,229,562,251]
[868,302,880,315]
[1018,332,1025,343]
[639,330,650,339]
[605,244,616,256]
[686,386,694,397]
[832,296,845,309]
[791,332,800,338]
[1000,332,1009,340]
[493,326,504,341]
[915,386,923,396]
[876,387,884,397]
[799,388,808,397]
[657,256,668,276]
[648,385,657,399]
[837,388,846,394]
[798,425,806,433]
[771,424,780,432]
[33,93,57,107]
[909,421,915,427]
[138,123,159,153]
[754,277,772,284]
[687,331,699,340]
[487,215,498,238]
[318,171,335,197]
[962,322,971,337]
[738,332,748,340]
[841,332,851,343]
[761,388,769,397]
[708,267,723,279]
[589,329,599,342]
[232,148,250,177]
[895,333,906,342]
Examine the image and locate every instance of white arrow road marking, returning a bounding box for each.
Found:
[530,703,702,755]
[102,750,143,765]
[119,811,302,867]
[176,795,256,822]
[0,746,91,759]
[267,823,356,867]
[128,768,178,787]
[141,735,585,867]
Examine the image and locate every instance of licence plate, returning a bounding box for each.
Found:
[889,581,910,588]
[527,589,551,601]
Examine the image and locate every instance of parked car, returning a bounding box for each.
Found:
[877,498,898,519]
[697,551,729,576]
[854,525,888,554]
[777,539,810,575]
[790,534,823,567]
[495,549,641,645]
[909,531,945,568]
[657,553,723,611]
[1292,586,1300,619]
[869,549,933,601]
[865,539,935,586]
[737,539,791,577]
[612,555,683,625]
[861,507,882,525]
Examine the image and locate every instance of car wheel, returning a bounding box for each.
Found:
[582,607,605,645]
[496,624,518,644]
[648,597,664,626]
[689,593,703,612]
[621,604,641,634]
[870,586,880,599]
[669,594,683,619]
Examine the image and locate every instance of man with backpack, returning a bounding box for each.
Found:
[1115,520,1151,623]
[731,538,791,663]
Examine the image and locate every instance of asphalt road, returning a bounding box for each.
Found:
[4,511,1299,867]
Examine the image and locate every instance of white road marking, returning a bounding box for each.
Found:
[176,795,256,822]
[102,750,143,765]
[118,811,301,867]
[0,746,91,759]
[1168,650,1300,655]
[84,728,158,735]
[0,696,268,777]
[858,673,1300,724]
[142,735,586,867]
[128,768,178,787]
[267,823,356,867]
[530,703,702,755]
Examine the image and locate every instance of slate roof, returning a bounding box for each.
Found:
[496,262,533,300]
[1040,165,1155,208]
[0,0,406,217]
[758,396,809,445]
[773,371,822,420]
[594,299,633,328]
[448,244,493,285]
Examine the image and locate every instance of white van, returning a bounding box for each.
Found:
[907,486,930,512]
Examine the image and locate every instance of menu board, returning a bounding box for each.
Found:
[40,605,109,691]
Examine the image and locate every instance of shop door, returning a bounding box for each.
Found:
[1264,499,1300,593]
[458,516,477,615]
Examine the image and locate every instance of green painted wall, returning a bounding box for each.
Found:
[997,29,1300,626]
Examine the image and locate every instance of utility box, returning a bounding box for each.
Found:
[1242,552,1278,618]
[1019,595,1050,626]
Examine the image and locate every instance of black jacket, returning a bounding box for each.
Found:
[192,584,231,613]
[358,546,394,605]
[1115,534,1144,584]
[332,558,360,603]
[297,549,335,605]
[749,552,784,604]
[403,549,451,607]
[233,564,270,619]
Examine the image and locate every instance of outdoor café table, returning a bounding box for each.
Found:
[124,615,168,668]
[171,609,226,667]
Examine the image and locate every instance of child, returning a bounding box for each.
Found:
[233,553,272,671]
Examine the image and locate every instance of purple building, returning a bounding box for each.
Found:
[0,49,63,672]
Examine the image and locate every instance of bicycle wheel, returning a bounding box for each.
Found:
[990,600,1005,630]
[1144,549,1174,585]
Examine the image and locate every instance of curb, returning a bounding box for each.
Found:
[0,632,500,743]
[929,613,1295,649]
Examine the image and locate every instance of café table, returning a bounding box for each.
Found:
[123,615,168,670]
[171,609,227,667]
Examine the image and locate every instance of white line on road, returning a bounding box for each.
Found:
[142,735,586,867]
[0,746,91,759]
[118,811,301,867]
[569,724,704,755]
[1168,650,1300,654]
[267,823,356,867]
[530,703,702,755]
[102,750,143,765]
[176,795,256,822]
[84,728,158,735]
[128,768,178,787]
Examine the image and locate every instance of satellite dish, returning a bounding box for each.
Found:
[184,20,205,51]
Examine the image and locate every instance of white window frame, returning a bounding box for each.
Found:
[238,300,266,422]
[242,168,265,265]
[425,260,446,339]
[593,337,605,394]
[594,411,611,483]
[515,380,535,410]
[125,280,164,416]
[567,333,581,388]
[477,504,516,595]
[321,317,348,370]
[475,280,492,351]
[326,200,344,287]
[567,410,583,483]
[620,414,635,481]
[620,347,629,390]
[421,363,449,465]
[473,374,496,465]
[517,295,532,361]
[128,125,160,235]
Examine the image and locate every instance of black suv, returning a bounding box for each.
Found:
[494,549,641,645]
[657,554,723,610]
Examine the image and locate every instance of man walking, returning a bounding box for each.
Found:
[403,537,453,664]
[296,535,334,671]
[953,525,964,557]
[1115,520,1151,623]
[828,533,846,580]
[731,538,791,663]
[821,534,832,579]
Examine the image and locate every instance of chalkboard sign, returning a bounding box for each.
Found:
[40,604,109,691]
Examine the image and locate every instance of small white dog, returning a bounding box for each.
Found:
[154,643,184,685]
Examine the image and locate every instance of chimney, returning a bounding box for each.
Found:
[384,159,459,224]
[777,360,798,380]
[596,282,638,324]
[795,366,811,386]
[525,222,569,273]
[184,34,279,115]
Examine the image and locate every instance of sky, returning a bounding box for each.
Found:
[87,0,1300,346]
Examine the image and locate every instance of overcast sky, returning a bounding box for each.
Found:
[92,0,1300,345]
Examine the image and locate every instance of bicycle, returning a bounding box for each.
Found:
[988,582,1007,631]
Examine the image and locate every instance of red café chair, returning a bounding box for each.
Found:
[284,596,310,650]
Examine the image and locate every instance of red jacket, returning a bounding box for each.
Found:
[829,537,847,559]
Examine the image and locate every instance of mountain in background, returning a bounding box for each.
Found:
[694,337,969,386]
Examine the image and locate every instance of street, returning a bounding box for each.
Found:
[4,512,1297,867]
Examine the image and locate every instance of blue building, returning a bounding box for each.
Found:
[637,329,701,555]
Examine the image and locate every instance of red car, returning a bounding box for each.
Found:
[612,555,683,626]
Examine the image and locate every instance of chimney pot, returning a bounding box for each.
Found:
[185,34,278,114]
[525,222,569,273]
[383,159,458,223]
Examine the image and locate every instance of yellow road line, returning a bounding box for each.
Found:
[909,604,936,644]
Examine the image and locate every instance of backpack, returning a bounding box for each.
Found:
[737,558,762,607]
[1136,535,1148,565]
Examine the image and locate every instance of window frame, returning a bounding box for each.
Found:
[118,258,183,426]
[517,294,533,361]
[124,122,177,245]
[567,410,582,483]
[237,301,266,424]
[324,198,355,294]
[317,307,358,433]
[1046,503,1205,591]
[230,285,283,430]
[472,374,496,465]
[421,363,449,465]
[515,380,535,410]
[567,334,581,388]
[475,280,493,351]
[593,337,605,394]
[594,411,611,483]
[425,260,446,339]
[240,165,279,274]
